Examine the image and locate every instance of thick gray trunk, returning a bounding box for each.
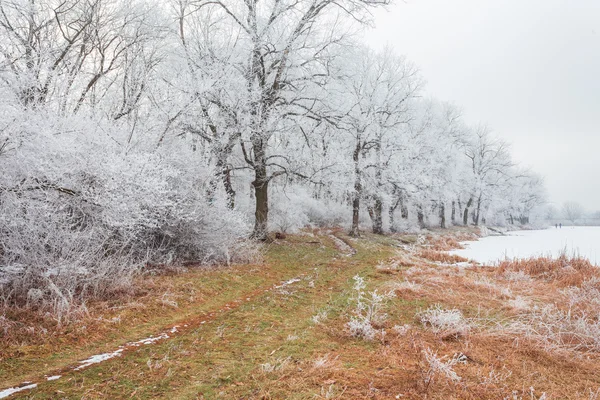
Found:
[439,202,446,229]
[417,204,425,229]
[463,197,473,226]
[349,141,361,237]
[368,197,383,234]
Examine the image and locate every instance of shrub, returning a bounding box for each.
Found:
[417,305,471,338]
[346,275,393,341]
[508,304,600,352]
[420,348,465,392]
[0,113,258,318]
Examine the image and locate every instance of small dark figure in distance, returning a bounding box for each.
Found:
[559,223,562,229]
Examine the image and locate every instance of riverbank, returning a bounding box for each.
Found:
[452,226,600,266]
[2,227,600,399]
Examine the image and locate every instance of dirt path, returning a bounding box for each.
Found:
[1,276,307,398]
[328,233,357,257]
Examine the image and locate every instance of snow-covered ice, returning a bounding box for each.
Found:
[450,227,600,266]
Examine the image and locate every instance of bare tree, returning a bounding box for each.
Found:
[188,0,389,240]
[562,201,584,225]
[329,47,420,236]
[0,0,160,114]
[461,126,513,226]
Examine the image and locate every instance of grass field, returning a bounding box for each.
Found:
[2,228,600,399]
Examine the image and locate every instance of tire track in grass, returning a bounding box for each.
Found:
[328,233,356,257]
[0,276,311,399]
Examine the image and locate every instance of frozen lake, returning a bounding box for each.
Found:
[450,227,600,266]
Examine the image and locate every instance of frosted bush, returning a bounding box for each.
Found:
[508,296,531,311]
[346,275,392,340]
[500,287,513,298]
[479,366,512,385]
[347,317,379,341]
[0,112,257,317]
[312,354,337,369]
[563,278,600,308]
[418,305,471,336]
[472,276,499,291]
[269,186,349,232]
[391,280,422,292]
[312,310,328,324]
[509,304,600,352]
[260,356,290,373]
[422,348,464,386]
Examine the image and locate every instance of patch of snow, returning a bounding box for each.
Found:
[46,375,61,381]
[0,384,38,399]
[275,278,301,289]
[453,262,473,268]
[129,333,169,346]
[74,349,124,370]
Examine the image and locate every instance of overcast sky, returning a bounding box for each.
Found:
[364,0,600,211]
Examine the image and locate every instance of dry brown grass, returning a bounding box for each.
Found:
[418,249,470,264]
[497,254,599,287]
[426,229,479,251]
[428,236,465,251]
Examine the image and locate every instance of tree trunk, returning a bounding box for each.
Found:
[474,195,482,226]
[451,201,456,225]
[439,202,446,229]
[222,166,236,209]
[463,197,473,226]
[251,137,269,240]
[251,172,269,241]
[206,158,236,209]
[350,192,360,237]
[368,197,383,234]
[400,193,409,219]
[417,204,425,229]
[389,197,401,233]
[349,141,362,237]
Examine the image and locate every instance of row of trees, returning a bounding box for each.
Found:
[0,0,546,245]
[546,202,600,225]
[0,0,546,313]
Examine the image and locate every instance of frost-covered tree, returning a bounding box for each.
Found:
[0,0,162,114]
[0,0,549,318]
[460,126,513,226]
[180,0,390,240]
[326,46,421,236]
[562,201,585,225]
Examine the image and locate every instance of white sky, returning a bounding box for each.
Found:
[364,0,600,211]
